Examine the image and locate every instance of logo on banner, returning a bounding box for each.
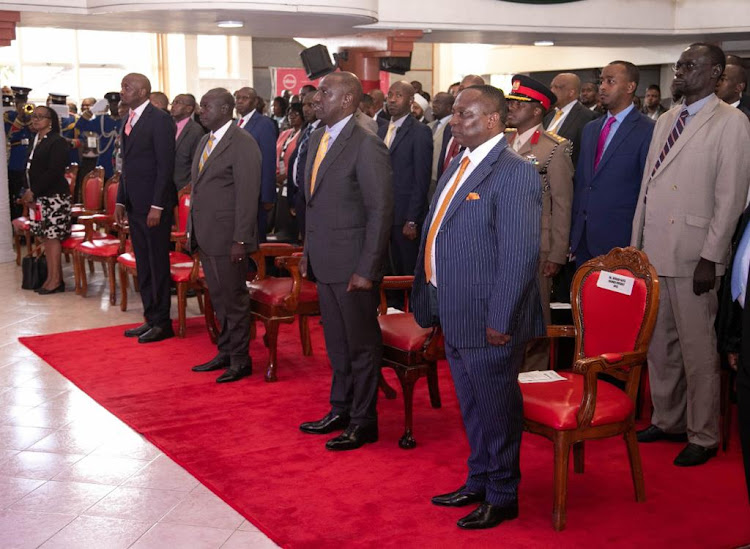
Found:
[282,73,297,90]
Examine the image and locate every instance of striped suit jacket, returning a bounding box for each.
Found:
[412,136,544,349]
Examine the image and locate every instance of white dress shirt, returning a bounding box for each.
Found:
[236,109,256,129]
[546,100,577,133]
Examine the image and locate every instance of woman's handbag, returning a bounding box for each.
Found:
[21,249,47,290]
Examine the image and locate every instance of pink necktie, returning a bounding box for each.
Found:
[124,111,136,136]
[594,116,616,170]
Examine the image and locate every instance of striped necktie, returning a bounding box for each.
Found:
[294,125,314,188]
[198,134,215,172]
[650,109,689,177]
[425,156,471,283]
[310,131,330,194]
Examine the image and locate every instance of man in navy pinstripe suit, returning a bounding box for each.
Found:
[412,85,543,529]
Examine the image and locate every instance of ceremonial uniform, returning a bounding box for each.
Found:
[5,108,33,219]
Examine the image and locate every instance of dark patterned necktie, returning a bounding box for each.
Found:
[650,109,689,177]
[294,124,314,188]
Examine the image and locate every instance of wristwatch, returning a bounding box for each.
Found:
[406,222,417,228]
[235,241,245,245]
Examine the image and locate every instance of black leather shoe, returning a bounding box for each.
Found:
[636,424,688,443]
[125,322,151,338]
[192,355,230,372]
[216,363,252,383]
[673,443,718,467]
[137,324,175,344]
[325,424,378,451]
[457,502,519,530]
[300,411,350,435]
[431,485,485,507]
[36,282,65,295]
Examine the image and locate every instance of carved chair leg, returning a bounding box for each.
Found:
[133,274,140,293]
[573,441,585,474]
[196,288,205,314]
[72,252,80,294]
[395,368,420,449]
[119,265,128,312]
[88,259,94,274]
[552,433,571,531]
[249,315,257,341]
[299,315,312,356]
[264,320,280,382]
[78,253,88,296]
[426,362,441,408]
[624,428,646,502]
[177,282,187,338]
[379,372,397,399]
[107,260,117,305]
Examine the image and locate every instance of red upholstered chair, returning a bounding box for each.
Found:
[169,253,206,338]
[73,175,123,303]
[70,166,105,219]
[242,244,316,381]
[520,247,659,531]
[11,202,33,265]
[64,163,78,197]
[377,276,443,449]
[171,186,191,252]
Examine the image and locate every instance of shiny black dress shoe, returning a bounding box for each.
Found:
[636,424,688,443]
[299,411,350,435]
[325,424,378,451]
[673,443,718,467]
[192,355,230,372]
[137,324,175,344]
[125,322,151,338]
[216,362,252,383]
[457,502,519,530]
[36,282,65,295]
[431,485,485,507]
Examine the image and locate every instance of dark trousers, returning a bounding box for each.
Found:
[316,281,382,426]
[389,226,420,276]
[129,209,173,327]
[8,170,24,219]
[258,206,269,244]
[445,340,525,506]
[200,251,251,366]
[294,191,306,241]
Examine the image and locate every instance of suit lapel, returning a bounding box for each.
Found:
[652,96,719,177]
[194,124,234,185]
[559,102,581,136]
[124,103,151,154]
[389,116,412,152]
[309,117,355,198]
[594,109,638,174]
[175,119,190,149]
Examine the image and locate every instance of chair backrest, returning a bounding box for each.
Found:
[65,163,78,196]
[81,167,105,210]
[103,172,121,216]
[175,185,191,233]
[572,247,659,363]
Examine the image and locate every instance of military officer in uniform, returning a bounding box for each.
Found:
[47,93,79,166]
[505,75,574,371]
[5,86,33,219]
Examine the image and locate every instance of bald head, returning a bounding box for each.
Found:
[550,73,582,108]
[120,73,152,109]
[234,87,258,116]
[314,71,363,126]
[716,63,747,104]
[459,74,486,92]
[149,91,169,110]
[387,80,415,119]
[199,87,235,131]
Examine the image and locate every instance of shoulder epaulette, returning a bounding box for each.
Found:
[504,128,517,134]
[543,131,567,144]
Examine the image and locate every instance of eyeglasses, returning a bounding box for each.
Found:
[671,61,710,72]
[30,114,51,120]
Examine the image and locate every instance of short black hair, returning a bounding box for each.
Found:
[609,60,640,87]
[360,94,373,108]
[288,102,304,118]
[689,42,726,73]
[273,96,288,111]
[646,84,661,93]
[582,81,599,90]
[467,84,507,124]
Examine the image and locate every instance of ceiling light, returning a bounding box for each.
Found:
[217,20,244,29]
[534,40,554,47]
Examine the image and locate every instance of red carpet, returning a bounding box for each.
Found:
[20,319,750,548]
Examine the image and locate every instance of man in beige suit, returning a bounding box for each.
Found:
[187,88,262,383]
[505,75,574,371]
[631,43,750,466]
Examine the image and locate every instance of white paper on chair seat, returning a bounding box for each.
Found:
[596,270,634,295]
[518,370,567,383]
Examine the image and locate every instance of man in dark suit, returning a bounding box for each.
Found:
[412,85,543,529]
[378,81,433,277]
[187,88,261,383]
[298,72,393,451]
[544,73,598,167]
[171,93,205,190]
[286,93,319,241]
[717,63,750,120]
[115,73,176,343]
[642,84,668,121]
[234,87,277,240]
[570,61,655,266]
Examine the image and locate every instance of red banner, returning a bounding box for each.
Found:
[272,67,391,97]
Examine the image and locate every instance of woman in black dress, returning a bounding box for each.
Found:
[22,105,71,294]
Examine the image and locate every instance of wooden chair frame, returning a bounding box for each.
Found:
[378,276,444,449]
[524,247,659,531]
[71,166,105,218]
[12,202,33,265]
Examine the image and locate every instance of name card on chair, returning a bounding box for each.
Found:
[597,271,635,295]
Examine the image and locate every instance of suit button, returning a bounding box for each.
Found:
[672,185,678,190]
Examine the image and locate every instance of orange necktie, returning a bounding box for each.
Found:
[309,131,330,194]
[424,156,471,282]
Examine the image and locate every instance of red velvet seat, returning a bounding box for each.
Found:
[77,238,121,257]
[169,254,206,338]
[248,277,318,306]
[520,247,659,531]
[377,278,444,449]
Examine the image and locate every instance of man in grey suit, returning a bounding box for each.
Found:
[298,72,393,451]
[171,93,205,190]
[187,88,262,383]
[632,43,750,466]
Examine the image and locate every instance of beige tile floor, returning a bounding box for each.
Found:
[0,259,279,548]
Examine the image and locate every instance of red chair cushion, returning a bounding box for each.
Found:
[170,260,204,283]
[12,217,30,231]
[521,372,634,430]
[76,238,121,257]
[118,251,191,269]
[378,313,433,352]
[62,233,86,250]
[248,277,318,306]
[579,269,648,358]
[70,223,84,232]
